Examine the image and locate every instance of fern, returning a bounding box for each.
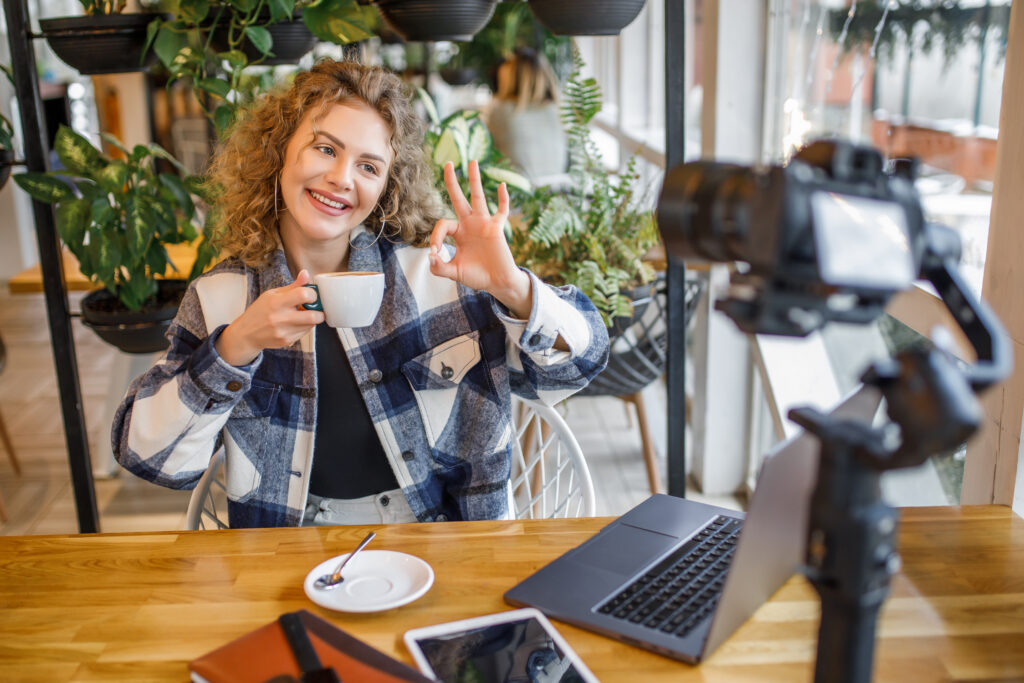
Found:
[511,44,661,325]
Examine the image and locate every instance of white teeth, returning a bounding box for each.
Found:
[310,190,347,210]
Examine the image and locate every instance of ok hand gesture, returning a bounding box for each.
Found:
[429,160,532,319]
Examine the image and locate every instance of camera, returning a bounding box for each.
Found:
[657,139,926,336]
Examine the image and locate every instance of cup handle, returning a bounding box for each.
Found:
[301,283,323,311]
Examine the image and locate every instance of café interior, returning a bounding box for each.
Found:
[2,1,1024,681]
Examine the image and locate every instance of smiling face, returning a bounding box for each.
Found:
[277,100,394,264]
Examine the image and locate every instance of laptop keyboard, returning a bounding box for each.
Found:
[595,515,742,638]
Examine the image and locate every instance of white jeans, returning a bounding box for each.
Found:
[302,488,417,526]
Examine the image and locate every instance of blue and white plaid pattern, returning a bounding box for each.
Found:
[112,230,609,527]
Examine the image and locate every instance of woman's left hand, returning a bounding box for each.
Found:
[430,160,532,318]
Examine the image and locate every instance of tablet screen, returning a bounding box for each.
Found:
[412,614,589,683]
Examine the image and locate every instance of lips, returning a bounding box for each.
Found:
[307,189,352,214]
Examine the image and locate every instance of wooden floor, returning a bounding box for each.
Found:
[0,287,738,536]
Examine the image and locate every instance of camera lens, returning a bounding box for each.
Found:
[657,161,758,263]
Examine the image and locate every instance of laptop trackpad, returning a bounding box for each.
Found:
[571,524,679,577]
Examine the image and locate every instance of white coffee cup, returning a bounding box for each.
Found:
[303,271,385,328]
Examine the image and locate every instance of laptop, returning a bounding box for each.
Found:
[505,384,883,663]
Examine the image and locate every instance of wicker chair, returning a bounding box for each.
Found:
[575,273,705,493]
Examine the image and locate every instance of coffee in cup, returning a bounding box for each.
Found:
[302,271,385,328]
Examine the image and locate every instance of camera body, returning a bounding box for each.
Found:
[657,139,926,336]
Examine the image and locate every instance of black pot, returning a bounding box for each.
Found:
[211,13,317,65]
[375,0,498,42]
[0,148,13,191]
[440,67,479,86]
[527,0,645,36]
[40,13,168,75]
[80,279,186,354]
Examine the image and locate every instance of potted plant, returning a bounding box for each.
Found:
[147,0,373,135]
[508,50,660,328]
[13,125,216,353]
[39,0,169,75]
[418,92,533,218]
[375,0,498,43]
[0,66,17,191]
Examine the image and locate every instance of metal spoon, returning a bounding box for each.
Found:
[314,531,376,591]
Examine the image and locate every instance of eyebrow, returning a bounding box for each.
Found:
[319,131,388,165]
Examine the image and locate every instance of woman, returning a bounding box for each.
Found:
[112,60,608,528]
[487,48,568,186]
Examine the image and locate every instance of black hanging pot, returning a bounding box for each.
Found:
[211,11,317,65]
[80,279,186,354]
[39,13,168,75]
[527,0,645,36]
[374,0,498,42]
[440,67,479,86]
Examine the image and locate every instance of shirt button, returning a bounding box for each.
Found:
[529,333,542,346]
[402,450,415,462]
[226,380,242,392]
[368,369,383,383]
[435,514,448,522]
[440,364,454,380]
[380,495,390,507]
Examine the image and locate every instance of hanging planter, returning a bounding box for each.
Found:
[374,0,498,42]
[440,67,479,87]
[39,13,167,75]
[527,0,645,36]
[80,279,187,354]
[211,11,317,65]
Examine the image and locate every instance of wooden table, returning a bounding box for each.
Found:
[2,506,1024,682]
[7,243,198,294]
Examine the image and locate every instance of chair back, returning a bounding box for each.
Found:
[509,398,596,519]
[184,448,228,530]
[184,399,597,528]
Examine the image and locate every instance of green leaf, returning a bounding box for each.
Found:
[154,26,189,69]
[145,242,171,277]
[213,105,235,136]
[125,201,151,258]
[148,143,187,173]
[483,167,531,193]
[416,87,440,127]
[90,196,115,228]
[55,198,90,250]
[101,134,130,157]
[130,144,151,163]
[198,77,232,100]
[158,173,195,215]
[13,173,74,203]
[178,0,210,23]
[54,125,106,176]
[466,123,491,163]
[432,129,461,169]
[244,26,274,57]
[267,0,294,21]
[302,0,374,45]
[96,161,128,193]
[142,18,162,66]
[219,50,248,70]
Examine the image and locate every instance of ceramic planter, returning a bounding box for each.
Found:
[527,0,645,36]
[80,279,186,354]
[40,13,167,75]
[211,12,317,65]
[374,0,498,42]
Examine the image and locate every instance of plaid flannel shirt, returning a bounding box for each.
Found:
[112,231,609,527]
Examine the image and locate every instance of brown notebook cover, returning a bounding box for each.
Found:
[189,610,433,683]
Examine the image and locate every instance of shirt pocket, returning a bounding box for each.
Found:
[401,331,485,449]
[229,378,280,420]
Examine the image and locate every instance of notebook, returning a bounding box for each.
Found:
[505,384,883,663]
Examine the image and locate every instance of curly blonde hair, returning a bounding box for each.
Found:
[206,60,443,265]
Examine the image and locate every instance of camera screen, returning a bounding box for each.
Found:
[413,616,589,683]
[810,191,916,290]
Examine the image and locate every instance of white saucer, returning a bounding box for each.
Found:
[303,549,434,613]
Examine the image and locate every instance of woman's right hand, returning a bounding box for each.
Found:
[215,269,325,366]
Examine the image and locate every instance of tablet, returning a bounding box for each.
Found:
[403,607,599,683]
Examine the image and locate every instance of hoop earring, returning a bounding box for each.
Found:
[350,206,388,250]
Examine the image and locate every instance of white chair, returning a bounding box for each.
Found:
[184,448,228,530]
[184,398,596,528]
[509,398,596,519]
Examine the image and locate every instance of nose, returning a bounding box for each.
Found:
[324,160,354,190]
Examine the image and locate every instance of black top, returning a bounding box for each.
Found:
[309,323,399,499]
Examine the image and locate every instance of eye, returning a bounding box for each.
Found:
[359,162,380,176]
[315,144,335,157]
